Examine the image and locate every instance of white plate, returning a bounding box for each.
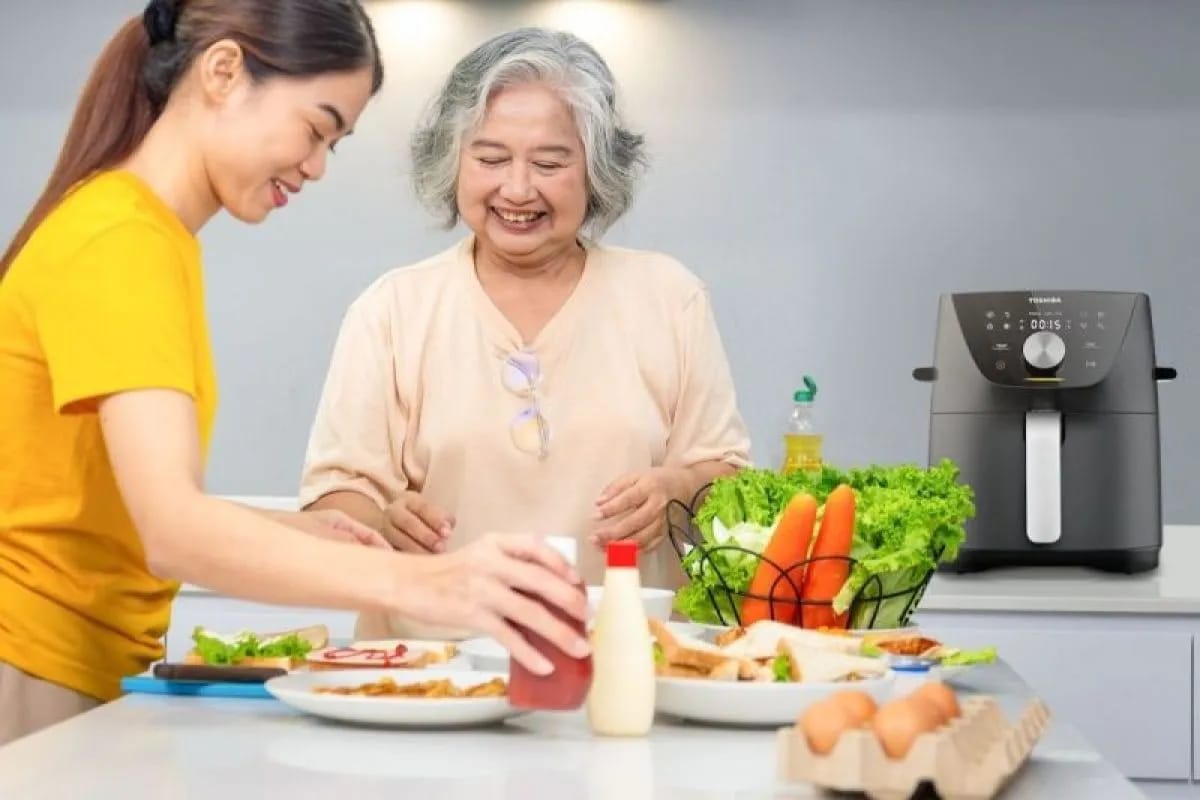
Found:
[654,670,897,727]
[265,668,525,728]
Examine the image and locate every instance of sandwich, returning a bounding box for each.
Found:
[773,638,889,683]
[306,638,458,670]
[186,625,328,670]
[719,620,865,660]
[649,619,890,684]
[649,619,748,680]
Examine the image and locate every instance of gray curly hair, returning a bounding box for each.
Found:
[410,27,646,236]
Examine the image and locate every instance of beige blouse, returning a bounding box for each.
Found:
[299,236,750,637]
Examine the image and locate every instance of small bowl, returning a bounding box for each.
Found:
[586,586,675,621]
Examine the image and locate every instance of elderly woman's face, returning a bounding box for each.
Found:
[457,83,588,262]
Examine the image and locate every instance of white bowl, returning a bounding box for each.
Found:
[586,585,675,621]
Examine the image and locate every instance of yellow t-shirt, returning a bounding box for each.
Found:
[0,170,217,701]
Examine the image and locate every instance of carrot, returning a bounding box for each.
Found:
[739,493,818,625]
[801,484,856,630]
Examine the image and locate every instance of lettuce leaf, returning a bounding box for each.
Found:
[772,653,792,682]
[936,646,997,667]
[191,627,313,665]
[674,519,776,624]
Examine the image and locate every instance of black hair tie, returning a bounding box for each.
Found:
[143,0,180,47]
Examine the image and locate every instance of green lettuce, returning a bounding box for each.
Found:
[191,627,313,666]
[936,646,997,667]
[674,519,776,624]
[674,460,975,629]
[772,653,792,682]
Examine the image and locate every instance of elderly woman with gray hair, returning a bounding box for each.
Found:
[300,27,750,638]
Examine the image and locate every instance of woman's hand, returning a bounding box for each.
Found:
[590,467,687,552]
[397,533,590,675]
[269,509,391,549]
[382,491,456,553]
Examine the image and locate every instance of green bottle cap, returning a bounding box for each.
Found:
[793,375,818,403]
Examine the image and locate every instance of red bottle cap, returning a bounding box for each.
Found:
[606,540,638,568]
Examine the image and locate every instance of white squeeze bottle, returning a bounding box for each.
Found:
[586,540,655,736]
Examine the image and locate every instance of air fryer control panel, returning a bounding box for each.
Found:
[952,292,1136,388]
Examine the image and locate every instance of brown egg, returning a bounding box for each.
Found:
[800,700,855,755]
[913,682,960,721]
[905,694,949,727]
[872,698,943,759]
[828,689,878,727]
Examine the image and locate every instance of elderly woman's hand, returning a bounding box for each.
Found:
[590,467,689,551]
[383,491,456,554]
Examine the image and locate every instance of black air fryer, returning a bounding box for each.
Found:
[914,291,1175,574]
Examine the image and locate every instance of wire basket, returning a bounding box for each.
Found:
[665,488,937,630]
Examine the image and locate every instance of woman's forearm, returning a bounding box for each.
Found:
[145,491,400,611]
[307,490,387,532]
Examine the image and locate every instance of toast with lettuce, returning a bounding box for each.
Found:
[675,460,975,629]
[186,625,328,669]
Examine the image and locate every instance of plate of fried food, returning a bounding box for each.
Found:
[651,620,897,727]
[265,669,524,728]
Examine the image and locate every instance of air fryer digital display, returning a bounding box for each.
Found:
[951,292,1137,388]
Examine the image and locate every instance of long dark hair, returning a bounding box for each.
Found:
[0,0,384,278]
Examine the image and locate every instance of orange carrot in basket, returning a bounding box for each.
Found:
[739,493,818,625]
[800,484,856,630]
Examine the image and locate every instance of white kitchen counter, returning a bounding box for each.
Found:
[921,524,1199,614]
[0,664,1143,799]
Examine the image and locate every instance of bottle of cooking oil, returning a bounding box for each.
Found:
[781,375,822,473]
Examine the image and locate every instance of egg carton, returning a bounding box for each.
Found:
[776,695,1051,800]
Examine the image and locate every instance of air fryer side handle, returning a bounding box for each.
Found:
[913,367,937,382]
[1155,366,1177,382]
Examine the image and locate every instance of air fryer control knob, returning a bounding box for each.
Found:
[1022,331,1067,371]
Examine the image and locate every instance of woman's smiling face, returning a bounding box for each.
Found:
[456,82,588,263]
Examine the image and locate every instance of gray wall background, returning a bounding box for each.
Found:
[3,1,1197,520]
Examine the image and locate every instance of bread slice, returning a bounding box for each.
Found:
[714,626,747,648]
[181,652,300,670]
[657,663,708,679]
[779,639,888,683]
[306,639,458,670]
[354,639,457,661]
[707,659,742,682]
[648,619,731,673]
[721,620,864,660]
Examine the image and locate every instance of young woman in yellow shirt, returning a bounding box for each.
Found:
[0,0,587,745]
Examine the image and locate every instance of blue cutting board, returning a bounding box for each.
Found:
[121,675,274,699]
